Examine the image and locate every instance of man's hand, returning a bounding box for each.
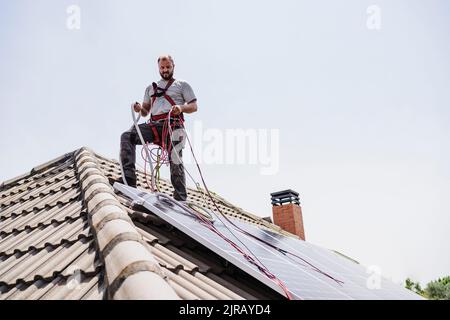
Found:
[171,105,182,116]
[133,102,142,113]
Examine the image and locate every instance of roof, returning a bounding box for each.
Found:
[0,147,288,300]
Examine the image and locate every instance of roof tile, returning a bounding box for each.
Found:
[1,147,288,300]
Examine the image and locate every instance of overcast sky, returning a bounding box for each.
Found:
[1,0,449,287]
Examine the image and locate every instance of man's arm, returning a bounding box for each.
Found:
[173,81,198,115]
[137,86,152,117]
[172,100,198,116]
[140,102,151,117]
[181,100,198,114]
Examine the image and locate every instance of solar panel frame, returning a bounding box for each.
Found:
[114,183,423,300]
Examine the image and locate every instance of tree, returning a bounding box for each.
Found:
[405,276,450,300]
[404,278,424,296]
[424,276,450,300]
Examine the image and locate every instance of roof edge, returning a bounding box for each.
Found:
[74,147,179,300]
[1,145,294,239]
[86,148,290,236]
[0,151,73,191]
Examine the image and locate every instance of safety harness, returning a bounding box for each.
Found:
[148,78,184,150]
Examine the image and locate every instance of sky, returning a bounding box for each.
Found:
[1,0,449,287]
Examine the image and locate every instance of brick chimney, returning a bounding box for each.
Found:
[271,189,305,240]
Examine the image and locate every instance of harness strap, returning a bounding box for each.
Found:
[148,78,185,150]
[163,94,176,106]
[151,112,184,122]
[150,78,176,106]
[149,78,186,122]
[151,125,160,146]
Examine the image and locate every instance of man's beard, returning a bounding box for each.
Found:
[160,71,174,80]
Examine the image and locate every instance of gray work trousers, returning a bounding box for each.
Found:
[120,122,187,201]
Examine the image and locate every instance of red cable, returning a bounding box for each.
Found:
[157,113,295,299]
[148,111,341,299]
[172,196,294,300]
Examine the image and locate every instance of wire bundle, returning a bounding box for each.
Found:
[128,106,345,299]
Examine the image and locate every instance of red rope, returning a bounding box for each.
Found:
[159,193,294,300]
[142,110,344,299]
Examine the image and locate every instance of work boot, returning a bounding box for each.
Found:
[108,176,137,188]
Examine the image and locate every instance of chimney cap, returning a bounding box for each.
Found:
[270,189,299,197]
[270,189,300,206]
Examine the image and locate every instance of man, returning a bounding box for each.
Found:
[119,55,198,201]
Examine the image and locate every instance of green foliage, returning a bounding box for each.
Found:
[424,276,450,300]
[405,278,424,296]
[405,276,450,300]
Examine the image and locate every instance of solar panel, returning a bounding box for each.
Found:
[114,183,422,300]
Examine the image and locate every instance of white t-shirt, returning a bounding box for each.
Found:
[143,78,197,116]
